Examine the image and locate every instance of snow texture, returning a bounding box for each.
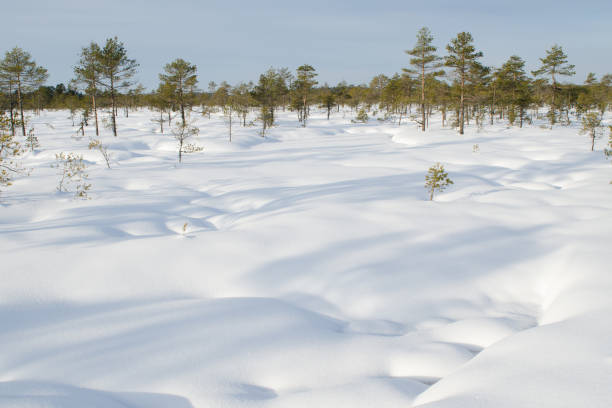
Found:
[1,109,611,407]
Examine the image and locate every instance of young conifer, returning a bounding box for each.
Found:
[497,55,531,127]
[425,163,453,201]
[405,27,443,131]
[159,58,198,127]
[445,32,483,135]
[292,65,318,127]
[96,37,138,136]
[532,45,575,126]
[74,43,102,136]
[0,47,48,136]
[580,112,602,151]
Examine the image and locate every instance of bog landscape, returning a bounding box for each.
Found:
[1,23,611,408]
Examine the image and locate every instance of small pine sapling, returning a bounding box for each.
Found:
[580,112,603,151]
[352,108,369,123]
[76,119,85,138]
[81,108,90,126]
[508,109,517,126]
[472,144,480,153]
[425,163,453,201]
[26,127,40,151]
[172,122,203,163]
[53,152,92,199]
[88,139,112,168]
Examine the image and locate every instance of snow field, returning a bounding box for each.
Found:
[1,108,612,407]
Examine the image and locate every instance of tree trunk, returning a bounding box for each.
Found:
[459,59,465,135]
[459,81,465,135]
[17,75,26,136]
[110,76,117,137]
[92,93,99,136]
[302,96,307,127]
[421,59,426,132]
[8,81,15,136]
[229,105,232,143]
[179,82,186,128]
[490,85,496,125]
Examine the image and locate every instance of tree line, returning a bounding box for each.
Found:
[1,29,611,141]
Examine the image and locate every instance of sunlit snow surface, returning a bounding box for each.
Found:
[1,109,611,407]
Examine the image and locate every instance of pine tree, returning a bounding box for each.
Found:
[277,67,294,109]
[96,37,138,136]
[253,68,288,136]
[231,82,255,127]
[159,58,198,128]
[445,32,483,134]
[152,82,175,133]
[532,45,575,126]
[253,70,277,136]
[404,27,443,131]
[380,74,412,125]
[73,42,102,136]
[497,55,531,126]
[292,65,318,127]
[212,82,236,142]
[580,112,602,151]
[466,61,491,128]
[514,80,533,128]
[319,84,336,120]
[0,47,48,136]
[334,81,350,111]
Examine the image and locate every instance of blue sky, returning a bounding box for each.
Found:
[3,0,610,90]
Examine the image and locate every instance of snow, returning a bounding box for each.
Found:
[1,108,612,407]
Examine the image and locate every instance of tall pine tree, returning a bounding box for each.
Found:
[73,42,102,136]
[445,32,483,135]
[404,27,443,131]
[0,47,48,136]
[159,58,198,127]
[96,37,138,136]
[532,45,575,125]
[497,55,531,126]
[292,65,318,127]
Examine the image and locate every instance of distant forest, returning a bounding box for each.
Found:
[1,28,610,139]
